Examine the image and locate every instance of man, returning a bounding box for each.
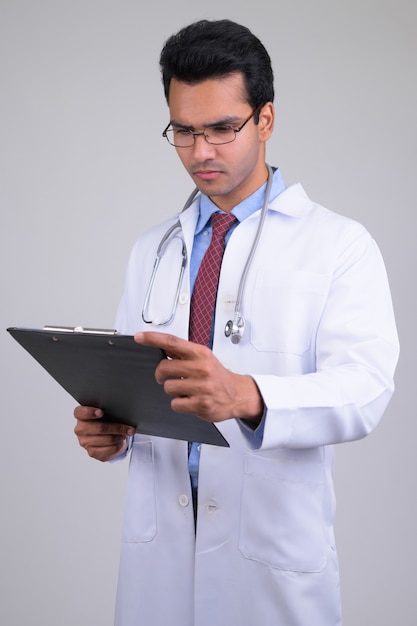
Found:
[74,19,399,626]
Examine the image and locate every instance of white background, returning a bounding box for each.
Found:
[1,1,415,624]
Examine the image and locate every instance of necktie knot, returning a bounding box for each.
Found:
[211,212,237,242]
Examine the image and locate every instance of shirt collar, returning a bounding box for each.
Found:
[195,166,286,235]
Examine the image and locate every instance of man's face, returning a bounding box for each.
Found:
[167,74,274,212]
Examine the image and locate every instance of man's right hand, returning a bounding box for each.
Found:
[73,406,136,462]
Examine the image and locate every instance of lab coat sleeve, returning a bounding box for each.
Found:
[251,229,399,450]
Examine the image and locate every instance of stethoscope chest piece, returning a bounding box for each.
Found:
[225,316,245,344]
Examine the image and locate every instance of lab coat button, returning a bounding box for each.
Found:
[179,292,189,305]
[178,494,189,507]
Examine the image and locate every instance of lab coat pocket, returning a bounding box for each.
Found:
[250,269,328,354]
[239,454,327,572]
[122,440,157,543]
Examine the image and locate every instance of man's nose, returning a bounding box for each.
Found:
[191,133,217,159]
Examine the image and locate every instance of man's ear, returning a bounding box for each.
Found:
[258,102,274,141]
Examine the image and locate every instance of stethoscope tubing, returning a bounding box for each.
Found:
[141,164,274,342]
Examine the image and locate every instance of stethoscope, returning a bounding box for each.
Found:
[142,164,273,344]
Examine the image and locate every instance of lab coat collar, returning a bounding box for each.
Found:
[267,183,313,218]
[178,198,200,251]
[178,180,313,237]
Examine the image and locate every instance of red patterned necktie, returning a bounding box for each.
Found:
[189,212,237,346]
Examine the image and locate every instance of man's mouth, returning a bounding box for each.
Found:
[193,169,222,181]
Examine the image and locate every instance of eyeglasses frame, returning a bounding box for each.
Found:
[162,104,264,148]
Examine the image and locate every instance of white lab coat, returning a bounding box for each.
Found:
[114,184,399,626]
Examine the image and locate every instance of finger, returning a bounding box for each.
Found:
[74,418,135,438]
[73,405,104,420]
[155,358,187,384]
[155,350,216,385]
[83,438,128,463]
[76,432,127,450]
[134,331,196,360]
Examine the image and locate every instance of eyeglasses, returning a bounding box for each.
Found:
[162,106,263,148]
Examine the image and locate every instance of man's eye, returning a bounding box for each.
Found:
[174,129,191,135]
[212,126,233,133]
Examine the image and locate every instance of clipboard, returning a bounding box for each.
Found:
[7,326,229,447]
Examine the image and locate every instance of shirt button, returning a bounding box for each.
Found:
[179,292,189,305]
[178,494,189,507]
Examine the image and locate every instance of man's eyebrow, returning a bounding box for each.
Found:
[170,115,242,130]
[170,120,193,130]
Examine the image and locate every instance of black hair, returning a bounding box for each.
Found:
[159,19,274,110]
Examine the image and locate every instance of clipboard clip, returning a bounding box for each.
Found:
[43,325,118,335]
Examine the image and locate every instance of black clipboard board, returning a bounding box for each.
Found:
[7,326,229,447]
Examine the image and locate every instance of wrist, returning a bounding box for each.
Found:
[234,375,264,424]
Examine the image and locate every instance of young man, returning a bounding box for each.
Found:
[74,19,399,626]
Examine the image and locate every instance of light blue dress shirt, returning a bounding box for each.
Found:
[188,167,286,496]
